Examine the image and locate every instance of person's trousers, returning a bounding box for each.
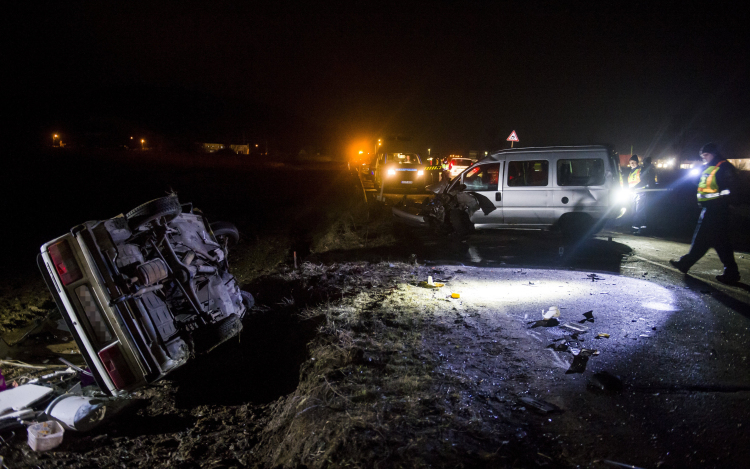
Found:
[680,206,739,274]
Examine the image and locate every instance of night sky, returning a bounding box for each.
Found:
[12,1,750,158]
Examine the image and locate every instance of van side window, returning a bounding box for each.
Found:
[462,163,501,191]
[507,160,549,187]
[557,159,605,186]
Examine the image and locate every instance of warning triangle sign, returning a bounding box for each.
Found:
[506,131,519,142]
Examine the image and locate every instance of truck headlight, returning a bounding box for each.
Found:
[387,169,396,176]
[417,170,424,176]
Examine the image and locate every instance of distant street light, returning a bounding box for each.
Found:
[141,139,145,150]
[52,134,59,146]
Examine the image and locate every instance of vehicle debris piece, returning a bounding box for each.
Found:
[587,273,604,281]
[566,354,590,373]
[451,293,461,299]
[45,394,130,432]
[543,306,561,320]
[531,318,560,328]
[0,384,55,415]
[561,323,588,333]
[587,371,624,394]
[518,396,561,415]
[27,420,64,451]
[596,333,610,339]
[581,310,594,322]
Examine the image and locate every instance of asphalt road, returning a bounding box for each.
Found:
[370,179,750,467]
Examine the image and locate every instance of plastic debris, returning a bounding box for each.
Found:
[0,384,55,415]
[561,323,588,333]
[587,371,624,394]
[28,421,64,451]
[566,354,590,373]
[596,333,610,339]
[587,273,604,281]
[518,396,561,414]
[582,310,594,321]
[543,306,561,320]
[451,293,460,299]
[418,281,444,289]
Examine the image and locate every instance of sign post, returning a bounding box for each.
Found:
[506,130,519,148]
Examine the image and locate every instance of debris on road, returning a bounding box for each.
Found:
[596,333,610,339]
[561,322,589,333]
[27,420,64,451]
[581,310,594,322]
[543,305,561,319]
[451,293,461,299]
[587,273,605,281]
[530,318,559,328]
[518,396,561,415]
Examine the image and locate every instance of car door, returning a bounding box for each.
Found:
[462,161,504,225]
[502,158,554,225]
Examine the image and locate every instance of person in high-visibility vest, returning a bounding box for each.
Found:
[670,143,741,284]
[627,155,642,188]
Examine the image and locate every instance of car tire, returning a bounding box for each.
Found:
[211,221,240,246]
[449,209,474,237]
[241,290,255,310]
[192,314,243,354]
[126,194,182,231]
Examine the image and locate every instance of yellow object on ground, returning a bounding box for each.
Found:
[451,293,460,299]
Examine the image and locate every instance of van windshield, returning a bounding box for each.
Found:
[389,153,422,164]
[557,159,605,186]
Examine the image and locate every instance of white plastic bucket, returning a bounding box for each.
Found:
[27,421,64,451]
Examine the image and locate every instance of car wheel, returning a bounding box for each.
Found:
[126,194,182,231]
[241,290,255,310]
[192,314,243,354]
[449,209,475,237]
[210,221,240,246]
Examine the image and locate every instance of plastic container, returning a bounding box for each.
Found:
[27,421,64,451]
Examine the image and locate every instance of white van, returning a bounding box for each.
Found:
[393,145,626,237]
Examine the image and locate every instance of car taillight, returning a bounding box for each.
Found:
[98,344,136,390]
[48,240,83,286]
[449,162,454,169]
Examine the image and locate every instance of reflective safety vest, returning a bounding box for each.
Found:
[627,167,641,188]
[697,161,731,202]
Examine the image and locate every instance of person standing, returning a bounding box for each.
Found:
[632,156,656,234]
[670,143,741,284]
[627,155,641,188]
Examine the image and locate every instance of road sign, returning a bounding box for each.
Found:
[506,131,519,142]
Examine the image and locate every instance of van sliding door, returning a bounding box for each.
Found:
[503,159,554,226]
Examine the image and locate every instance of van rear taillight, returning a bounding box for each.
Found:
[48,240,83,286]
[98,344,136,390]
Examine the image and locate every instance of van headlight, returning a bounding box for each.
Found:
[387,169,396,176]
[417,170,424,176]
[614,188,633,205]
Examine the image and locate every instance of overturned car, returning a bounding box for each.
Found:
[37,195,253,396]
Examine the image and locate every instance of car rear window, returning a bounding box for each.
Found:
[557,159,605,186]
[453,159,473,166]
[507,160,549,187]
